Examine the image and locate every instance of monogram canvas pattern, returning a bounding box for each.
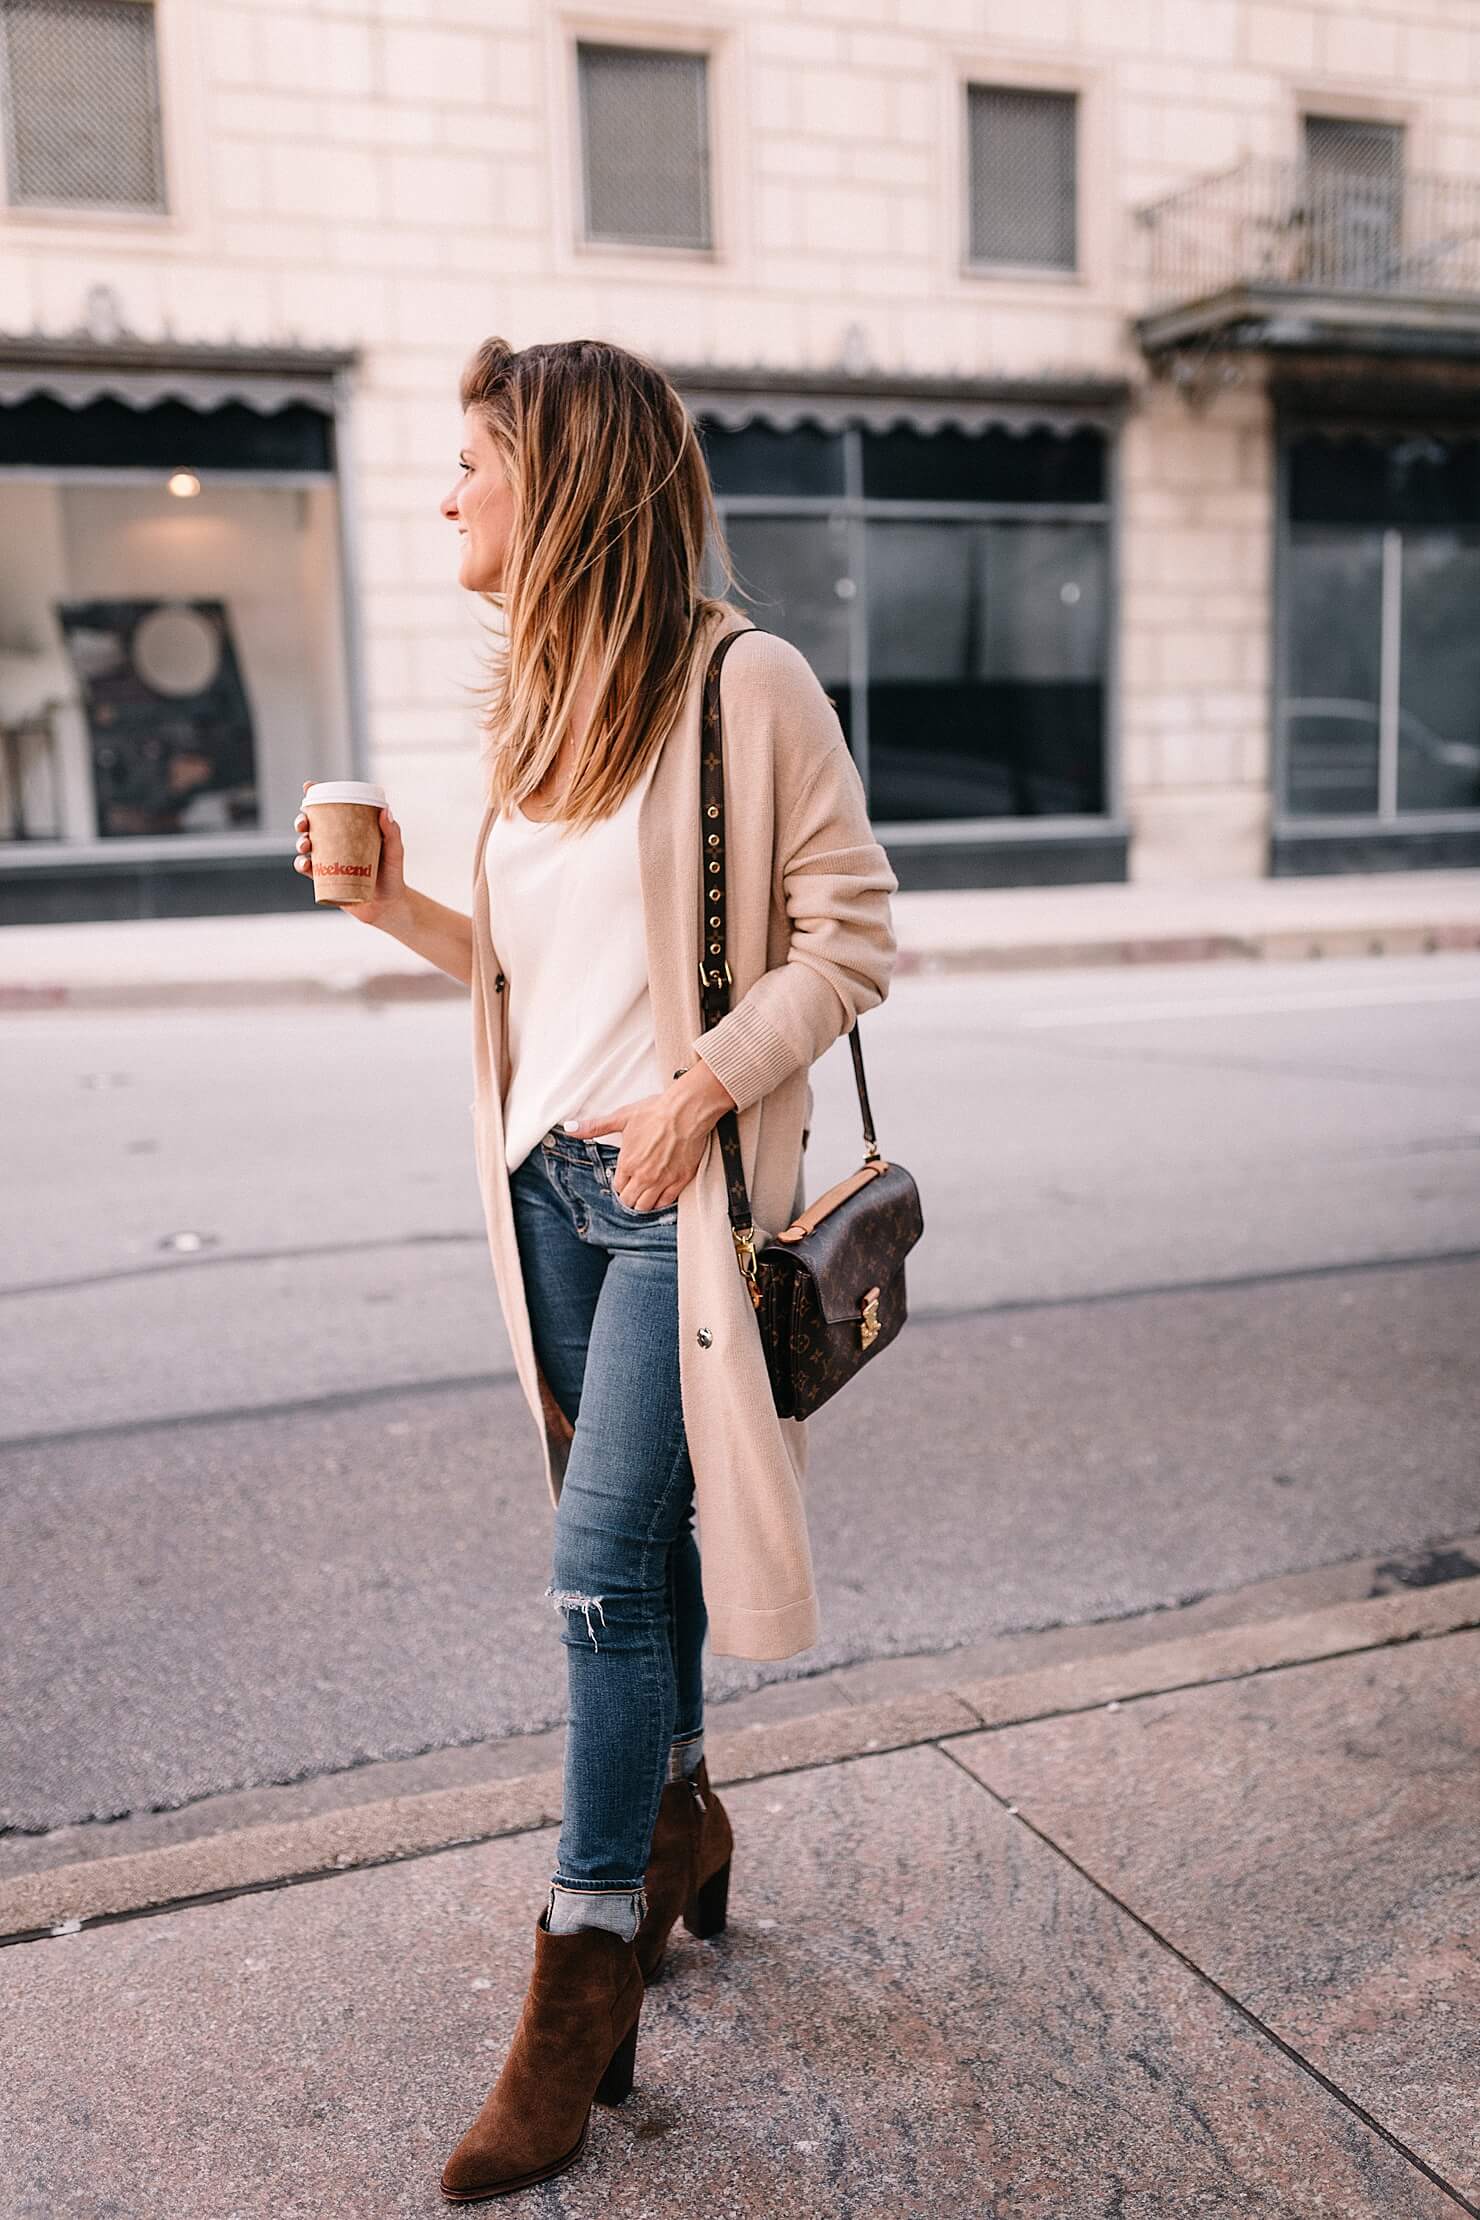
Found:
[757,1162,923,1420]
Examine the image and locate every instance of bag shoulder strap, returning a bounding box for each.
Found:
[698,627,879,1303]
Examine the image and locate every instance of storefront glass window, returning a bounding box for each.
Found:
[865,519,1107,821]
[1398,533,1480,813]
[1284,529,1383,817]
[698,412,1111,826]
[861,424,1104,504]
[0,395,353,848]
[720,511,853,741]
[699,421,845,499]
[1282,431,1480,820]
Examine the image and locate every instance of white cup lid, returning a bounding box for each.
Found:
[303,781,387,808]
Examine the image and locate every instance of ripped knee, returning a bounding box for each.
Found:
[546,1584,607,1650]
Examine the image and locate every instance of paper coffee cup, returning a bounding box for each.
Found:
[302,780,387,905]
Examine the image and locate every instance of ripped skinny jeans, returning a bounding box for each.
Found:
[509,1125,706,1908]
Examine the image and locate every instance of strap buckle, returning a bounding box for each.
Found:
[698,955,732,991]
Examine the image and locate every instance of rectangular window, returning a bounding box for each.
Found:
[1282,431,1480,820]
[698,414,1111,827]
[966,84,1076,272]
[577,41,710,250]
[0,0,166,211]
[1301,115,1404,289]
[0,391,355,848]
[865,518,1107,821]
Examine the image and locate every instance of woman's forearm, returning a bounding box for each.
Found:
[376,886,475,988]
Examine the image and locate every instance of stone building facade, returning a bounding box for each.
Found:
[2,0,1478,920]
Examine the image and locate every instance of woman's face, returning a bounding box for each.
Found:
[441,407,514,595]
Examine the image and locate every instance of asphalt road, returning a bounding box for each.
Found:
[4,953,1479,1836]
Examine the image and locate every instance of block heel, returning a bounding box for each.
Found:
[593,2016,639,2107]
[683,1854,731,1940]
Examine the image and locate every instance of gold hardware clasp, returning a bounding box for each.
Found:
[859,1286,881,1349]
[699,955,732,991]
[733,1223,762,1310]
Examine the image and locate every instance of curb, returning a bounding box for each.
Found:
[3,919,1480,1014]
[4,1576,1476,1948]
[892,918,1480,976]
[0,970,466,1014]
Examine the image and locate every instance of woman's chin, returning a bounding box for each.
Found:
[459,553,501,596]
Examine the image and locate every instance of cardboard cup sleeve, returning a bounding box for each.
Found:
[302,781,387,906]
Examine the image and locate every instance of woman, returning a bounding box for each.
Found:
[293,336,898,2201]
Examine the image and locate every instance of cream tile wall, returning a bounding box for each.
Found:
[5,0,1479,889]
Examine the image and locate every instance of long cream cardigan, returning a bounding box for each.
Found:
[468,600,899,1661]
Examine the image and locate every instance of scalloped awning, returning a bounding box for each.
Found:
[0,367,338,412]
[668,365,1130,438]
[0,336,356,414]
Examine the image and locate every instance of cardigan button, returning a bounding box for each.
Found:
[494,972,506,991]
[696,1327,713,1349]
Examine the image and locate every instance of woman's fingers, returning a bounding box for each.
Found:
[295,790,313,882]
[618,1187,670,1212]
[567,1101,633,1137]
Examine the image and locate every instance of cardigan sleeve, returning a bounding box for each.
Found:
[690,635,899,1116]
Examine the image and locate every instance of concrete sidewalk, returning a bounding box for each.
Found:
[3,1578,1476,2217]
[2,869,1479,1011]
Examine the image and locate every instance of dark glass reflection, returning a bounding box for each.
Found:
[1284,530,1382,816]
[695,417,845,498]
[1399,534,1480,812]
[1288,432,1480,529]
[0,396,333,472]
[862,424,1104,504]
[713,513,854,747]
[865,519,1107,820]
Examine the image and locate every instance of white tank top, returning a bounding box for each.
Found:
[484,750,667,1173]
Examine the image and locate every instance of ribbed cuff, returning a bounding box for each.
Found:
[691,998,802,1116]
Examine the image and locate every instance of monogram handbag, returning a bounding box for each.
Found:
[698,627,924,1422]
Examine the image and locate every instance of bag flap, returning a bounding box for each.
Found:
[763,1161,923,1326]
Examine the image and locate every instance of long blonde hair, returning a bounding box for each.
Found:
[458,336,737,831]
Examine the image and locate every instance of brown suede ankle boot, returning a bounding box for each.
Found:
[634,1758,735,1984]
[439,1914,644,2203]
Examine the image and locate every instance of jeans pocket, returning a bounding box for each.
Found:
[614,1189,677,1224]
[593,1144,677,1224]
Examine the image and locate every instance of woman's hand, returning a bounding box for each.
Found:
[293,781,409,930]
[565,1059,736,1212]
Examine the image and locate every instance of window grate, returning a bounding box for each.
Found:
[1303,115,1404,187]
[0,0,165,210]
[577,41,710,250]
[1301,115,1404,288]
[967,84,1076,272]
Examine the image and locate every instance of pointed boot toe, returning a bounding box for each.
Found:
[439,1917,643,2202]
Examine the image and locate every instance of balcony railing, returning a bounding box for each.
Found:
[1135,158,1480,352]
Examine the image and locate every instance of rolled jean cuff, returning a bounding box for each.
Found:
[668,1729,705,1782]
[546,1880,647,1941]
